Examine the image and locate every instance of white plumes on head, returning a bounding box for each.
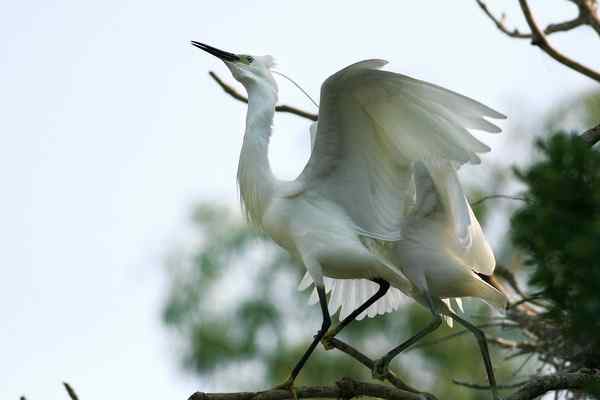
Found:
[256,55,276,68]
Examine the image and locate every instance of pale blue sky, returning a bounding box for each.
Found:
[1,1,598,400]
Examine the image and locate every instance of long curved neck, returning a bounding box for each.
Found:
[237,80,278,226]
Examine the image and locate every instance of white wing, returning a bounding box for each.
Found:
[289,60,505,241]
[412,160,495,275]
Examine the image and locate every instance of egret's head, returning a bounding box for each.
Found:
[191,41,276,89]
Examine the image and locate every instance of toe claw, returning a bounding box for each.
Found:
[372,359,389,381]
[272,377,298,400]
[321,333,335,350]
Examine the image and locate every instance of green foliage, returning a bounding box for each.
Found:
[511,133,600,365]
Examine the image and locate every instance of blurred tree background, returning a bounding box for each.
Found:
[161,88,599,399]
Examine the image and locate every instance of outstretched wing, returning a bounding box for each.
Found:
[290,60,505,241]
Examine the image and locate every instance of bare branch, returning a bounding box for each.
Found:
[411,322,518,350]
[475,0,595,39]
[518,0,600,84]
[494,265,527,299]
[188,377,428,400]
[545,16,586,35]
[505,370,600,400]
[208,72,318,121]
[471,194,528,207]
[570,0,600,37]
[475,0,532,38]
[581,122,600,146]
[487,336,537,353]
[453,379,527,390]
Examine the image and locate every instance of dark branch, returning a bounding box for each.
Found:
[581,122,600,146]
[494,265,528,299]
[570,0,600,37]
[505,370,600,400]
[208,72,318,121]
[453,379,527,390]
[470,194,528,207]
[188,377,427,400]
[475,0,532,38]
[545,16,586,35]
[518,0,600,83]
[475,0,595,39]
[410,322,518,350]
[476,0,600,82]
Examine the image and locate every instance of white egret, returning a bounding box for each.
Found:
[192,41,507,399]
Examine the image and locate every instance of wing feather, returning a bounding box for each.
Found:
[290,60,504,242]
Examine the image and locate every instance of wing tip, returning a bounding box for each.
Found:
[488,110,507,120]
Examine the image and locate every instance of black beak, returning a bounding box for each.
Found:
[191,41,240,62]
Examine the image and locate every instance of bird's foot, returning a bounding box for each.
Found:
[320,330,336,350]
[272,377,299,400]
[371,358,390,381]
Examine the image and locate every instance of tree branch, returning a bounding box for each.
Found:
[505,370,600,400]
[475,0,532,38]
[453,379,527,390]
[570,0,600,37]
[477,0,598,37]
[581,122,600,146]
[476,0,600,82]
[188,377,428,400]
[208,72,318,121]
[545,16,586,35]
[518,0,600,84]
[470,194,529,207]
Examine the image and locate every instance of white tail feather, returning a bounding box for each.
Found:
[298,273,407,320]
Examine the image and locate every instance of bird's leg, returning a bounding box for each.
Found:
[449,311,499,400]
[321,278,390,350]
[372,294,442,381]
[273,286,331,396]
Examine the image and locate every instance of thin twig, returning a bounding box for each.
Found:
[475,0,532,38]
[188,377,427,400]
[512,353,536,378]
[508,292,548,310]
[411,322,518,350]
[518,0,600,84]
[487,337,537,354]
[453,379,528,390]
[505,370,600,400]
[471,194,528,207]
[494,265,528,299]
[570,0,600,37]
[476,0,594,37]
[208,72,318,121]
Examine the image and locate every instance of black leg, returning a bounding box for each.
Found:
[449,311,499,400]
[286,285,331,383]
[322,278,390,348]
[372,293,442,379]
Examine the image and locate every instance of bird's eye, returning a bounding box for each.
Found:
[246,56,254,63]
